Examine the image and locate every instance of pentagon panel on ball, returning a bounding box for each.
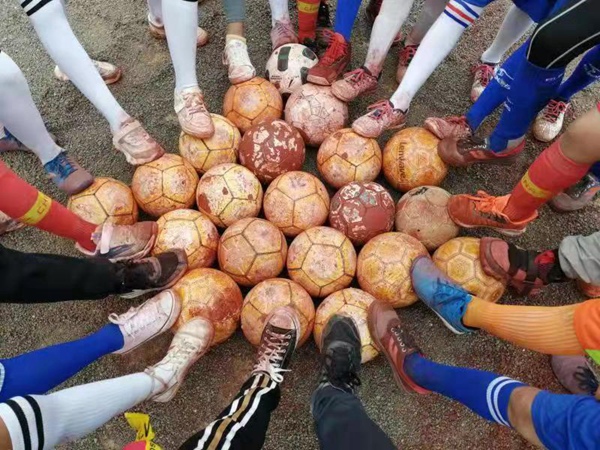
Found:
[265,43,318,96]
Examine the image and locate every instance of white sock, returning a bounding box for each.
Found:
[24,0,127,132]
[405,0,446,46]
[147,0,163,25]
[269,0,289,26]
[0,52,60,164]
[162,0,199,92]
[480,5,533,64]
[390,0,483,111]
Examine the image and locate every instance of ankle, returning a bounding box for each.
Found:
[226,34,245,45]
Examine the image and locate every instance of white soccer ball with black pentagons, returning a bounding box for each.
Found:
[265,44,318,96]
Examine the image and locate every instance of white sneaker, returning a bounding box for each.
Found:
[174,87,215,138]
[223,38,256,85]
[145,317,214,402]
[110,289,182,354]
[533,99,570,143]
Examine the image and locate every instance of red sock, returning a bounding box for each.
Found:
[0,161,96,250]
[504,139,591,221]
[298,0,320,41]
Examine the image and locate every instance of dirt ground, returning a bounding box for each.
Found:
[1,0,599,448]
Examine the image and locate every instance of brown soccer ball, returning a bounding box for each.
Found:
[153,209,219,269]
[173,268,243,345]
[241,278,315,346]
[313,288,379,363]
[179,114,241,174]
[383,127,448,192]
[196,163,263,228]
[131,154,199,217]
[67,177,138,225]
[223,77,283,134]
[317,129,382,189]
[238,119,306,183]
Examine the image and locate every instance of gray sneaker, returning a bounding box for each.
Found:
[550,173,600,213]
[551,355,599,396]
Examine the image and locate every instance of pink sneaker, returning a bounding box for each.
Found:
[424,115,472,140]
[533,99,570,143]
[396,43,418,83]
[55,60,122,85]
[78,221,158,262]
[174,87,215,138]
[352,100,406,138]
[271,19,298,50]
[148,15,209,47]
[113,118,165,166]
[470,62,495,102]
[331,67,378,102]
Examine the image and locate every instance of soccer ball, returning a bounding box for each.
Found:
[131,154,199,217]
[179,114,241,174]
[329,182,395,246]
[67,177,138,225]
[153,209,219,269]
[218,218,287,286]
[357,232,428,307]
[313,288,379,364]
[172,268,243,345]
[223,77,283,134]
[238,119,305,183]
[383,127,447,192]
[263,171,330,237]
[265,44,318,96]
[285,84,348,146]
[317,129,382,189]
[432,237,506,303]
[287,226,356,298]
[395,186,459,251]
[196,163,263,228]
[241,278,315,346]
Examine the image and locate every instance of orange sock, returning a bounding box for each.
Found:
[298,0,320,41]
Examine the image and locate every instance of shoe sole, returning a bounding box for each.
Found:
[331,84,376,103]
[114,145,164,166]
[450,214,526,237]
[149,24,209,47]
[306,74,333,86]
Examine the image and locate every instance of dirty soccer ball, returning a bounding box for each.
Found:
[265,44,318,96]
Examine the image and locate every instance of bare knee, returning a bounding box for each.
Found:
[560,107,600,164]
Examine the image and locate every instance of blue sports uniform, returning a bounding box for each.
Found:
[462,0,556,22]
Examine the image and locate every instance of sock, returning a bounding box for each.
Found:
[504,139,591,221]
[463,297,583,354]
[297,0,320,40]
[0,162,97,250]
[405,0,446,46]
[480,5,533,64]
[226,34,245,44]
[147,0,163,24]
[555,45,600,102]
[591,161,600,179]
[333,0,362,41]
[0,324,123,400]
[405,353,524,426]
[270,0,291,25]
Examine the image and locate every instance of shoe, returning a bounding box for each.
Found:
[396,43,418,83]
[307,32,351,86]
[148,15,209,47]
[470,62,495,102]
[0,126,29,152]
[365,0,382,23]
[78,221,158,262]
[437,135,524,167]
[174,87,215,139]
[352,100,406,138]
[54,60,122,85]
[0,211,25,236]
[533,100,570,143]
[316,1,333,48]
[368,301,430,394]
[271,19,298,50]
[223,38,256,85]
[410,256,474,334]
[113,118,165,165]
[447,191,536,236]
[111,289,182,355]
[145,317,214,402]
[119,249,189,299]
[549,173,600,213]
[551,355,599,396]
[578,279,600,298]
[43,152,94,195]
[424,115,472,140]
[331,67,378,102]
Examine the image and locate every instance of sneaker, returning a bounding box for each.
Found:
[551,355,599,396]
[307,32,351,86]
[78,221,158,262]
[271,19,298,50]
[0,126,28,152]
[113,118,165,165]
[577,279,600,298]
[0,211,25,236]
[447,191,536,236]
[470,62,495,102]
[549,173,600,213]
[331,67,378,102]
[148,15,209,47]
[223,38,256,85]
[352,100,406,138]
[437,135,524,167]
[54,60,122,85]
[174,87,215,139]
[410,256,474,334]
[424,115,472,140]
[396,43,418,83]
[145,317,214,402]
[533,100,570,143]
[111,289,182,355]
[44,152,94,195]
[368,301,430,394]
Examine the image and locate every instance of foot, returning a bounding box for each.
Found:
[111,289,182,355]
[148,15,209,47]
[174,87,215,138]
[437,136,524,167]
[331,67,378,102]
[447,191,536,236]
[0,211,25,236]
[306,32,351,86]
[352,100,406,138]
[271,19,298,50]
[411,256,474,334]
[145,317,214,402]
[533,99,570,143]
[223,38,256,85]
[470,62,495,102]
[44,151,94,195]
[549,173,600,213]
[78,221,158,262]
[396,43,418,83]
[424,115,472,140]
[0,125,31,152]
[113,118,165,165]
[551,355,599,396]
[54,60,122,85]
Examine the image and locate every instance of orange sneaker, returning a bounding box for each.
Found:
[307,32,351,86]
[424,115,472,140]
[437,136,524,167]
[352,100,406,138]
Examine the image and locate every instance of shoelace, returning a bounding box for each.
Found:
[542,100,569,123]
[320,36,348,65]
[109,300,162,337]
[344,68,371,84]
[573,364,600,394]
[183,92,208,116]
[322,347,361,390]
[399,45,418,65]
[253,329,292,383]
[466,191,506,218]
[161,339,199,370]
[273,21,295,40]
[471,64,494,87]
[444,116,468,127]
[120,120,152,147]
[46,153,77,181]
[390,325,410,352]
[367,100,394,119]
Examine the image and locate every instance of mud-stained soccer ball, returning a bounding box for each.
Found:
[383,127,447,192]
[433,237,506,303]
[265,44,319,96]
[313,288,379,363]
[131,154,199,217]
[263,171,330,237]
[196,163,263,228]
[67,177,138,225]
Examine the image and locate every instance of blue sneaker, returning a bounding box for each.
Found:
[0,126,27,152]
[410,256,475,335]
[44,152,94,195]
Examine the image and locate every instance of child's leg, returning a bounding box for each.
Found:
[555,45,600,102]
[480,5,533,65]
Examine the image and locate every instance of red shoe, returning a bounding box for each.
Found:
[470,62,495,102]
[307,32,351,86]
[424,115,472,140]
[396,42,418,83]
[352,100,407,138]
[438,136,524,167]
[331,67,379,102]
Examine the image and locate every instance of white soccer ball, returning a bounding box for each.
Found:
[265,44,319,96]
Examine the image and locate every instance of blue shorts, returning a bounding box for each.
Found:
[462,0,557,22]
[532,390,600,449]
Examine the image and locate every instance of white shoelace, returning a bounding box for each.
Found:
[252,330,291,383]
[109,301,162,338]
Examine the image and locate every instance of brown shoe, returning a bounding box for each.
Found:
[424,115,472,140]
[438,136,524,167]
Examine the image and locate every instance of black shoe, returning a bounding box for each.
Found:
[317,1,332,29]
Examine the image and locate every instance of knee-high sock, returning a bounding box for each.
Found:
[297,0,319,40]
[0,52,60,165]
[0,162,97,250]
[0,325,124,400]
[333,0,362,41]
[480,5,533,64]
[463,297,584,355]
[405,0,446,46]
[147,0,163,23]
[556,45,600,102]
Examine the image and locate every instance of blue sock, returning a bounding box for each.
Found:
[405,353,525,426]
[555,45,600,102]
[333,0,362,41]
[0,324,123,400]
[590,162,600,179]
